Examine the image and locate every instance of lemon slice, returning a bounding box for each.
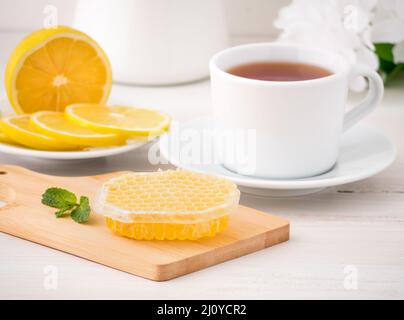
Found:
[6,26,112,114]
[65,104,171,136]
[0,127,17,145]
[30,111,127,147]
[0,115,78,151]
[95,170,240,240]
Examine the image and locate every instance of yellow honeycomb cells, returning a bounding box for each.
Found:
[96,170,240,240]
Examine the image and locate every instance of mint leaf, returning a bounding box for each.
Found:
[42,188,77,209]
[70,196,90,224]
[55,207,75,218]
[42,188,91,224]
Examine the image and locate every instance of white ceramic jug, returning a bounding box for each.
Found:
[74,0,229,85]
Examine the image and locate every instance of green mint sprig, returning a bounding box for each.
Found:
[42,188,91,224]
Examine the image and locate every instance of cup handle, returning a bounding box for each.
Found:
[343,64,384,132]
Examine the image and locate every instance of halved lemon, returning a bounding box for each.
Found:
[65,104,171,136]
[0,115,78,151]
[30,111,127,147]
[6,26,112,114]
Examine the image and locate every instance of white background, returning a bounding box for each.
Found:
[0,0,289,37]
[0,0,289,89]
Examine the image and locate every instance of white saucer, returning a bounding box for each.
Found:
[159,117,396,197]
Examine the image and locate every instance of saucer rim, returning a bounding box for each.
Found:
[159,117,397,190]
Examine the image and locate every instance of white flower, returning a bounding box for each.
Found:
[393,41,404,63]
[274,0,378,91]
[372,0,404,64]
[372,0,404,43]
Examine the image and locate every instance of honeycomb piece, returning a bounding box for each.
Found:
[95,170,240,240]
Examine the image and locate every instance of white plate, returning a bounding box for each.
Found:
[0,140,149,160]
[0,99,151,160]
[159,117,396,197]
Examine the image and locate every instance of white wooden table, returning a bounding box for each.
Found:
[0,33,403,300]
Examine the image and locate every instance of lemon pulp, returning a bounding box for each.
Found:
[95,170,240,240]
[65,104,171,136]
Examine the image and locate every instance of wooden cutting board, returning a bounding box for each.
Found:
[0,165,290,281]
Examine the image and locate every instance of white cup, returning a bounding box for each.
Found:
[210,43,384,179]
